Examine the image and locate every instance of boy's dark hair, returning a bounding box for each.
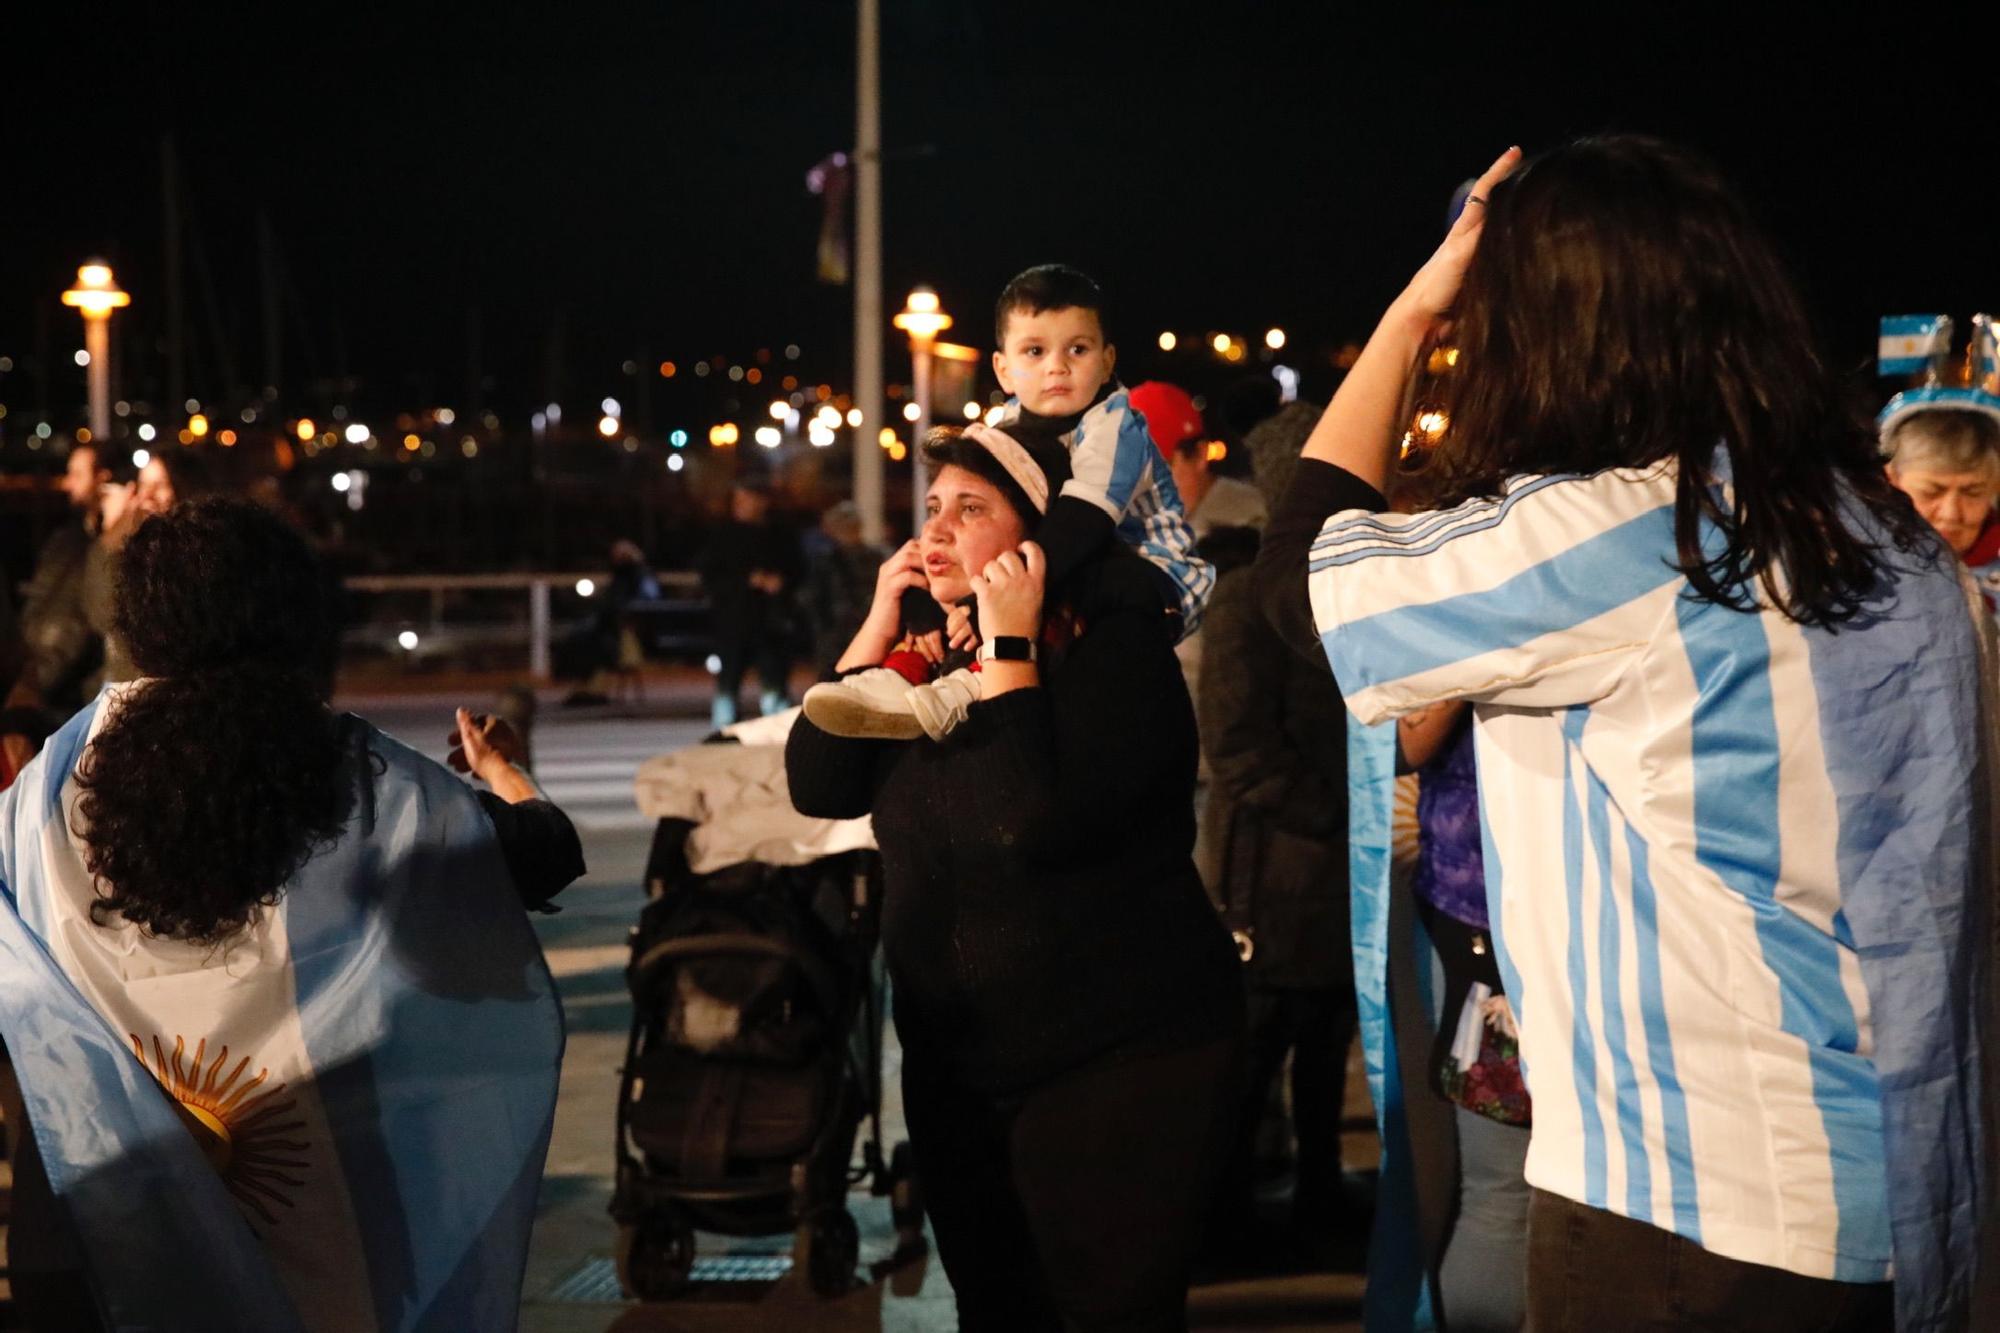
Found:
[994,264,1107,346]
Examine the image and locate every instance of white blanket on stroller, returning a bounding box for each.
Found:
[632,707,876,872]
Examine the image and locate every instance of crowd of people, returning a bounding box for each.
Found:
[791,135,1998,1333]
[0,130,1996,1333]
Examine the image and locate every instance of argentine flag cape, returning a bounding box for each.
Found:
[0,687,564,1332]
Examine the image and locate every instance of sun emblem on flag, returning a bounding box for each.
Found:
[131,1033,310,1227]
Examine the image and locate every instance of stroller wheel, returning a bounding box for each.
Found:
[617,1214,695,1301]
[798,1206,859,1297]
[889,1141,926,1240]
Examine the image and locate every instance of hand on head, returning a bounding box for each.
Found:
[1399,146,1522,328]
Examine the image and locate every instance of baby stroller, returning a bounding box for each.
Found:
[610,718,922,1299]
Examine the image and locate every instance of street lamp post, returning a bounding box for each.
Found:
[62,260,129,442]
[893,286,952,537]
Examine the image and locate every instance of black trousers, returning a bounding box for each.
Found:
[1214,984,1357,1228]
[902,1035,1241,1333]
[1525,1189,1893,1333]
[712,621,790,706]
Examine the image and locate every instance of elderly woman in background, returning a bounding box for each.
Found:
[1881,400,2000,613]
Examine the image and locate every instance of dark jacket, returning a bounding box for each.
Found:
[698,520,801,635]
[786,589,1243,1093]
[1197,557,1351,988]
[16,523,101,710]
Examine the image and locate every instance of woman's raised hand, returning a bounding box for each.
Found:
[970,541,1046,640]
[866,540,927,626]
[1398,146,1522,327]
[836,540,930,672]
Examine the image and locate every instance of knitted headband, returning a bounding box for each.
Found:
[962,423,1051,514]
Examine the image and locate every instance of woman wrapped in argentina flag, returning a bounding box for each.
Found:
[0,499,579,1333]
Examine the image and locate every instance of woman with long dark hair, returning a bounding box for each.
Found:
[1257,137,1994,1330]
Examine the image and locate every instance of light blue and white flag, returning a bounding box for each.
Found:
[0,688,564,1332]
[1878,314,1953,378]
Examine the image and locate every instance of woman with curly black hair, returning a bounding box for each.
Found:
[0,498,583,1331]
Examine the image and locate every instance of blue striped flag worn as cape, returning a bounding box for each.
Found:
[0,690,565,1333]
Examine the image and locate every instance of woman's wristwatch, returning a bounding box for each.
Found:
[975,635,1037,664]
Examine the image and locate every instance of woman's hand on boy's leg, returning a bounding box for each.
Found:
[945,603,979,653]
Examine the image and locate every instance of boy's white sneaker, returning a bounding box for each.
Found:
[908,667,983,741]
[802,667,924,740]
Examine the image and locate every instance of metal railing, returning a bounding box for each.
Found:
[341,571,705,678]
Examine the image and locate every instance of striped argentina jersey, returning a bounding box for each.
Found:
[995,387,1214,631]
[1308,458,1994,1321]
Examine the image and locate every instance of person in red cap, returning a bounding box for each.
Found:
[1131,381,1268,538]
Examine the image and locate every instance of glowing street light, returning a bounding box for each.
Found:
[1264,327,1287,351]
[1158,331,1178,352]
[895,286,955,533]
[62,261,129,440]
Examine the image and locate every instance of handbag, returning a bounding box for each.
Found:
[1420,901,1530,1127]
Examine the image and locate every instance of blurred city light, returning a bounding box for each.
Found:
[984,405,1007,426]
[893,286,953,342]
[846,408,864,427]
[808,422,836,447]
[1158,331,1177,351]
[136,423,156,442]
[704,654,723,675]
[667,453,686,472]
[434,407,455,425]
[887,440,908,462]
[218,429,237,446]
[1211,333,1232,354]
[902,402,921,422]
[877,428,898,448]
[601,397,621,418]
[331,473,352,493]
[461,438,479,458]
[62,263,129,319]
[1205,440,1228,462]
[768,400,789,419]
[1264,327,1287,350]
[754,426,781,448]
[659,361,677,378]
[74,350,91,367]
[398,631,419,651]
[576,578,596,597]
[709,423,739,447]
[188,413,210,438]
[669,429,688,447]
[345,422,370,444]
[132,449,151,467]
[297,418,316,440]
[597,415,619,438]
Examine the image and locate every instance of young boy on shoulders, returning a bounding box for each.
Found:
[805,263,1213,740]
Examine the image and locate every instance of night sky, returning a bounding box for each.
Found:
[9,4,1998,423]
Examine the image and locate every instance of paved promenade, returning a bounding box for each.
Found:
[352,685,1368,1332]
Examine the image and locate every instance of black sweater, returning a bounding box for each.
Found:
[1253,458,1389,669]
[785,598,1243,1093]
